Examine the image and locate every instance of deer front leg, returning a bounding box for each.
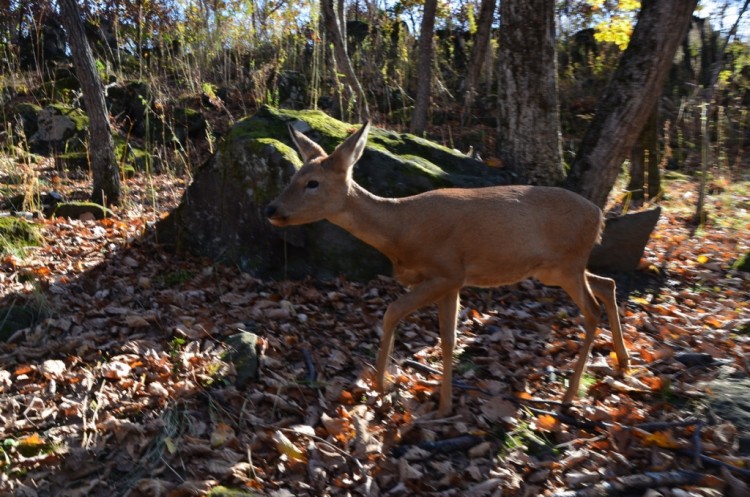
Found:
[374,278,460,398]
[436,290,460,417]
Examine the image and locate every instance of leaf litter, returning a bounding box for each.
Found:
[0,174,748,496]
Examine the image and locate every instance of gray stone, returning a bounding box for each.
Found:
[224,332,261,387]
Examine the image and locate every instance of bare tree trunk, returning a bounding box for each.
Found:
[321,0,369,122]
[410,0,437,135]
[461,0,496,126]
[58,0,120,206]
[565,0,698,208]
[497,0,563,186]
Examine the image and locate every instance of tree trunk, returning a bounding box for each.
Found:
[461,0,497,126]
[410,0,437,135]
[565,0,698,208]
[321,0,370,122]
[497,0,563,186]
[58,0,120,206]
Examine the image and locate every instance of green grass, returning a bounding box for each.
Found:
[0,217,43,256]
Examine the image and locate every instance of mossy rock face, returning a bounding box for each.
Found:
[0,216,44,255]
[114,138,158,174]
[11,102,43,139]
[156,105,513,281]
[52,202,112,220]
[29,104,89,155]
[173,106,207,142]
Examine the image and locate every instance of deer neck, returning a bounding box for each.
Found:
[327,182,399,255]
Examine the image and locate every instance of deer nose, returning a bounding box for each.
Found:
[265,204,277,218]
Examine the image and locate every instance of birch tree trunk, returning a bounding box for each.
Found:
[565,0,698,208]
[497,0,563,186]
[59,0,120,206]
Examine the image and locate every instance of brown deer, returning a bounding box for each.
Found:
[265,122,629,417]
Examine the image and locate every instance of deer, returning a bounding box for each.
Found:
[265,121,630,417]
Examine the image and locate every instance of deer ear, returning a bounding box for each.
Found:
[289,123,327,163]
[330,122,370,173]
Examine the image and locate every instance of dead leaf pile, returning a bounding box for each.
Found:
[0,174,748,496]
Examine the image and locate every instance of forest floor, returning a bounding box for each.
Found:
[0,165,749,496]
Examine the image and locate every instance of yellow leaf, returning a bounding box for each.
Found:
[697,254,709,264]
[164,436,177,454]
[637,429,684,449]
[272,430,307,463]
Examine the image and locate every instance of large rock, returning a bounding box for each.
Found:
[29,104,89,155]
[588,206,661,273]
[155,105,514,280]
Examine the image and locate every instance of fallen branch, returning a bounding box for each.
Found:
[551,470,703,497]
[392,434,485,459]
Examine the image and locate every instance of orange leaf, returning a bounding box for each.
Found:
[535,414,559,432]
[14,364,33,376]
[704,315,723,328]
[19,433,45,447]
[641,376,664,391]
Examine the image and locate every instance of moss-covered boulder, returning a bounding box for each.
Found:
[52,202,113,220]
[29,104,89,155]
[156,105,512,281]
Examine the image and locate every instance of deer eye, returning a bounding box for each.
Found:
[306,180,319,189]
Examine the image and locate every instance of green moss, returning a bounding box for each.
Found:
[229,105,351,151]
[49,103,89,132]
[0,217,44,255]
[206,486,262,497]
[52,202,113,220]
[733,251,750,272]
[400,154,449,179]
[56,151,89,170]
[114,137,153,173]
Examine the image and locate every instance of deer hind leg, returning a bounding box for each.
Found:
[585,271,629,371]
[375,278,460,397]
[436,290,460,417]
[548,270,603,404]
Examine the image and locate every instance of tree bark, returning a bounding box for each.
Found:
[565,0,698,208]
[497,0,564,186]
[410,0,437,135]
[461,0,497,126]
[58,0,120,206]
[321,0,370,122]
